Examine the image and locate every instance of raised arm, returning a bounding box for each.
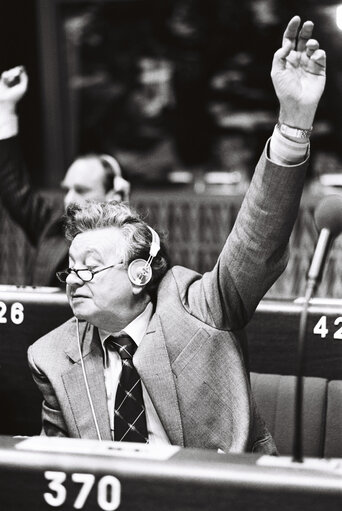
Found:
[0,66,55,245]
[185,17,326,330]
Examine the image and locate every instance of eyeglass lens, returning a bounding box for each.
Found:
[57,268,92,282]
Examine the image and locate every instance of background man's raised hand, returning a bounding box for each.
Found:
[0,66,28,108]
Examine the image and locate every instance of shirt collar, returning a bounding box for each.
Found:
[98,302,153,363]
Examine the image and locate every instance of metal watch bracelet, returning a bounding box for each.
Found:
[277,122,312,142]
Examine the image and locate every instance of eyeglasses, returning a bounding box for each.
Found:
[56,264,119,283]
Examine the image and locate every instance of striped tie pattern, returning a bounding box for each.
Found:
[107,335,148,443]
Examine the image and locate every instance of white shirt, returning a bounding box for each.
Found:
[98,302,170,445]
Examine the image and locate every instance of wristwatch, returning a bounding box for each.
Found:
[277,122,312,142]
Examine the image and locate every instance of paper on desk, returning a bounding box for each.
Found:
[16,436,180,460]
[257,455,342,475]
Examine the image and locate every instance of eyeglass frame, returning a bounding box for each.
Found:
[56,263,122,283]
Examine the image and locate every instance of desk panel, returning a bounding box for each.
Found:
[0,436,341,511]
[0,285,72,435]
[1,287,342,437]
[247,298,342,380]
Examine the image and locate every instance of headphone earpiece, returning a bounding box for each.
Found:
[128,259,153,286]
[127,227,160,287]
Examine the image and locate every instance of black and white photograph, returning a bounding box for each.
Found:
[0,1,341,509]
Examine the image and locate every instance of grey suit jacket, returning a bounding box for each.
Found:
[28,145,308,453]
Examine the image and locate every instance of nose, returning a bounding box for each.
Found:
[66,271,84,287]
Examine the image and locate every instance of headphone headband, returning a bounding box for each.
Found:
[148,226,160,258]
[99,154,122,178]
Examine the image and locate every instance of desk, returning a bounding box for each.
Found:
[247,298,342,379]
[0,436,341,510]
[1,287,342,436]
[0,285,72,434]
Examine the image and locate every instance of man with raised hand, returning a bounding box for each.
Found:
[0,67,130,286]
[28,17,326,452]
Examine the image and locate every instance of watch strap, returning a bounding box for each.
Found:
[277,122,312,142]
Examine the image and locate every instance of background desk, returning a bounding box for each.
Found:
[0,285,72,435]
[1,191,342,299]
[0,436,341,511]
[1,286,342,436]
[246,297,342,379]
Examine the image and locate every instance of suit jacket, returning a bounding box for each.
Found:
[0,136,68,286]
[28,144,308,453]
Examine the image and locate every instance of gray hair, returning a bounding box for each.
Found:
[64,201,170,296]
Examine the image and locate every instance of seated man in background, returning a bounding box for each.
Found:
[28,17,326,452]
[0,67,130,286]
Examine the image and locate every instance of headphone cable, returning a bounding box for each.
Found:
[76,317,103,441]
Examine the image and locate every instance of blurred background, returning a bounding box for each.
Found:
[0,0,342,297]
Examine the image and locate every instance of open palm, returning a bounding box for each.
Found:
[271,17,326,128]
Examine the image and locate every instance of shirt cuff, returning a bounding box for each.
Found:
[0,112,18,139]
[269,124,309,165]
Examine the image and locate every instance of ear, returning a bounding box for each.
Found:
[131,284,145,296]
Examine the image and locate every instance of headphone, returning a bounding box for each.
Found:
[98,154,131,203]
[99,154,122,179]
[127,226,160,287]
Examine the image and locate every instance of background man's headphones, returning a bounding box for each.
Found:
[127,227,160,287]
[98,154,130,202]
[99,154,122,179]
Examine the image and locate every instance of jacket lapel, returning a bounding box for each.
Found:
[63,322,112,440]
[134,314,184,447]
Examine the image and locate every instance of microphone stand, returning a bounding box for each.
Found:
[293,228,333,462]
[293,279,315,462]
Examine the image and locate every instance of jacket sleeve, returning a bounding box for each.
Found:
[185,141,309,331]
[0,136,54,246]
[27,345,68,437]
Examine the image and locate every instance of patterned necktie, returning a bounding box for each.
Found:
[107,334,148,443]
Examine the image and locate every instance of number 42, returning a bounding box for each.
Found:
[313,316,342,340]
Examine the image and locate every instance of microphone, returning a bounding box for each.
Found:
[307,194,342,292]
[293,194,342,463]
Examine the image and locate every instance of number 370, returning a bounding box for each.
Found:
[44,471,121,510]
[313,316,342,340]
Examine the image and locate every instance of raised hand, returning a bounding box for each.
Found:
[0,66,28,106]
[271,16,326,129]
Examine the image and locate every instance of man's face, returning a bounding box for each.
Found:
[66,227,136,330]
[61,158,107,209]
